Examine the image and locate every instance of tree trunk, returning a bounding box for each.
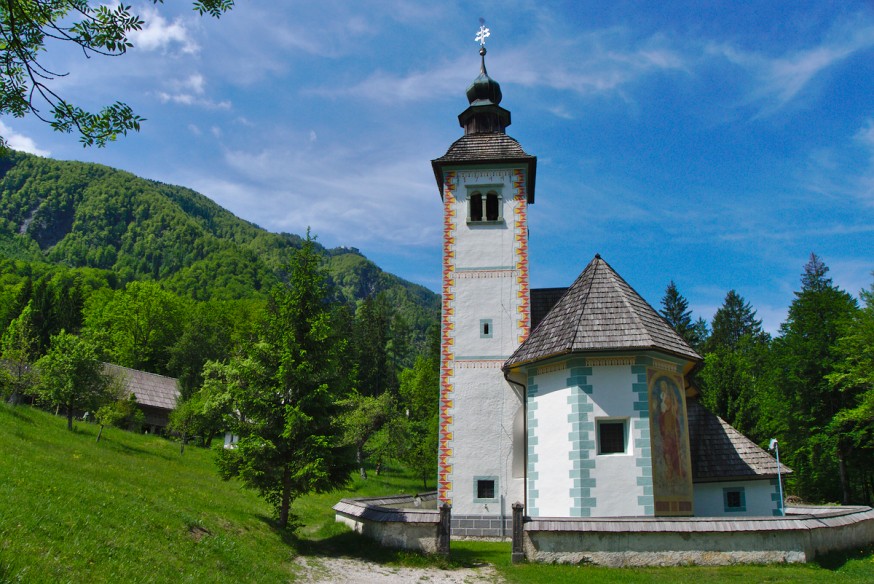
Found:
[66,405,74,431]
[278,465,292,529]
[357,446,367,479]
[838,449,851,504]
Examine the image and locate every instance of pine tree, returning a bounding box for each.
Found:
[707,290,765,351]
[215,233,355,528]
[699,289,769,438]
[769,253,859,503]
[659,281,708,352]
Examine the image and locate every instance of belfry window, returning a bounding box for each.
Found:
[469,193,483,222]
[467,189,502,223]
[485,192,499,221]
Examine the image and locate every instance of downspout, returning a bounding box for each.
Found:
[504,368,527,516]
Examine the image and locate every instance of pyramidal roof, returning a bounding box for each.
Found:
[505,255,701,368]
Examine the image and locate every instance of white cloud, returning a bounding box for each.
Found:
[180,137,444,255]
[129,6,199,54]
[710,21,874,116]
[324,29,687,105]
[156,92,230,110]
[0,122,50,156]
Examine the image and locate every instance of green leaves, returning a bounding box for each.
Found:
[0,1,233,147]
[35,330,111,430]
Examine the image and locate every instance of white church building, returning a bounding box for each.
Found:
[431,38,786,538]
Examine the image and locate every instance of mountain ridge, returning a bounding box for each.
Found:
[0,150,439,334]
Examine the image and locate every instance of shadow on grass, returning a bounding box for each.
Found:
[0,404,35,424]
[813,547,874,571]
[257,514,469,569]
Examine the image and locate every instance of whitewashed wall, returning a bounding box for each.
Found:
[441,166,529,518]
[527,360,651,518]
[694,480,780,517]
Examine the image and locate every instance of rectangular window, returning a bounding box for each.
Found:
[723,487,746,513]
[473,476,498,502]
[597,419,627,454]
[480,319,493,338]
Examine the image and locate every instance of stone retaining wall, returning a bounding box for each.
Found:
[333,493,444,553]
[522,506,874,566]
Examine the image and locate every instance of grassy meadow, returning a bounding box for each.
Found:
[2,403,873,583]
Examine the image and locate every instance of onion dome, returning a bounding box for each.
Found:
[466,46,503,106]
[458,45,511,134]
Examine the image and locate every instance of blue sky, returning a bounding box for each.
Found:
[3,1,873,333]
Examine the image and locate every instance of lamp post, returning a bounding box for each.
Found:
[769,438,784,516]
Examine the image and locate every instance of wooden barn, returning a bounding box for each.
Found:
[103,363,180,433]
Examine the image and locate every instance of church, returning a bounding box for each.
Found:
[430,31,785,537]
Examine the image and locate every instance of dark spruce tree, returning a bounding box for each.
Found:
[767,253,859,503]
[215,234,355,529]
[699,289,769,439]
[660,280,708,352]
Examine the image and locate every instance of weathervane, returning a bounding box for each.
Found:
[475,18,490,46]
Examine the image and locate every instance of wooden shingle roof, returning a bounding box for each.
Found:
[687,398,791,482]
[104,363,179,411]
[431,133,537,202]
[505,255,701,368]
[531,287,567,329]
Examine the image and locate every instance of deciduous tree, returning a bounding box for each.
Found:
[0,303,38,403]
[35,330,111,430]
[0,1,234,148]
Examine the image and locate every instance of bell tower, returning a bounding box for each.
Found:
[431,24,537,536]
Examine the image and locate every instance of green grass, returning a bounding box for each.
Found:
[0,404,433,582]
[2,403,873,583]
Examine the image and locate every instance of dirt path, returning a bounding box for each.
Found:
[293,556,502,583]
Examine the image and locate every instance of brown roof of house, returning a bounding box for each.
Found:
[103,363,179,411]
[505,255,701,368]
[431,133,537,202]
[687,398,791,482]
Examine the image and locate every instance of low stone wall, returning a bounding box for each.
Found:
[523,506,874,566]
[333,493,444,553]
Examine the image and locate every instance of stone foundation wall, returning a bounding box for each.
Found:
[522,506,874,566]
[333,493,442,553]
[451,514,512,539]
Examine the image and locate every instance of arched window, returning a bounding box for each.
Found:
[469,192,483,222]
[485,192,499,221]
[467,188,502,223]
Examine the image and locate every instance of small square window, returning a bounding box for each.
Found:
[473,476,498,502]
[480,319,493,338]
[723,488,746,513]
[597,420,627,454]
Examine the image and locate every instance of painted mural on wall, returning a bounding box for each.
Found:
[647,370,694,516]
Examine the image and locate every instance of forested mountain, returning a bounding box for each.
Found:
[0,150,438,337]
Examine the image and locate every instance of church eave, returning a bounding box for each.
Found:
[431,155,537,203]
[503,344,699,372]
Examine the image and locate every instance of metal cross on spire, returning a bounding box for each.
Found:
[475,18,490,46]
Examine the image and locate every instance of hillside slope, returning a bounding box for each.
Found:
[0,151,438,335]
